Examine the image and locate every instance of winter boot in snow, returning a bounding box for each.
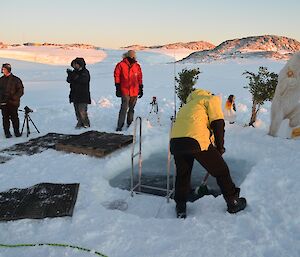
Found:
[226,197,247,214]
[176,202,186,219]
[5,131,12,138]
[225,188,247,214]
[75,122,83,129]
[15,131,22,137]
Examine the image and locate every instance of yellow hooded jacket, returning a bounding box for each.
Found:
[170,89,224,151]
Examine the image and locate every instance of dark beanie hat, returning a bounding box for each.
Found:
[2,63,11,72]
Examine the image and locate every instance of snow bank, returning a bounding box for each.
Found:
[144,48,196,61]
[0,46,107,65]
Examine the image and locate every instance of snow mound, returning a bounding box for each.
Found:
[237,103,248,112]
[145,48,198,61]
[98,98,113,108]
[0,46,107,65]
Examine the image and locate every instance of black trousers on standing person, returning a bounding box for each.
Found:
[1,104,20,136]
[172,144,237,204]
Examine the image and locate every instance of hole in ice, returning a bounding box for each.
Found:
[109,152,253,199]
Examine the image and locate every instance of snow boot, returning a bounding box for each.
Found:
[75,122,83,129]
[176,202,186,219]
[225,188,247,214]
[5,132,12,138]
[14,129,22,137]
[15,131,22,137]
[226,197,247,214]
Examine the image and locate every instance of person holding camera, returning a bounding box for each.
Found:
[0,63,24,138]
[66,57,91,129]
[114,50,143,131]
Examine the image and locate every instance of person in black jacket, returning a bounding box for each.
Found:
[66,58,91,128]
[0,63,24,138]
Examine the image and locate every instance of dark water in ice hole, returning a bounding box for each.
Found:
[109,152,254,200]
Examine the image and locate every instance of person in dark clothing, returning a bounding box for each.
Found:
[114,50,143,131]
[170,89,246,218]
[0,63,24,138]
[66,57,91,128]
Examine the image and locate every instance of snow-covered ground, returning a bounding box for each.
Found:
[0,49,299,257]
[144,48,196,61]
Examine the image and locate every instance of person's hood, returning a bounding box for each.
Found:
[186,89,212,103]
[124,56,137,65]
[74,57,86,68]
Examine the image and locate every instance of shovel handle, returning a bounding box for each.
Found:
[202,172,210,186]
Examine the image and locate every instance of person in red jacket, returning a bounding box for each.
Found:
[114,50,143,131]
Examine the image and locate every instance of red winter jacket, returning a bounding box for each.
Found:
[114,58,143,97]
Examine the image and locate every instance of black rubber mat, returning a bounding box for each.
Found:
[0,183,79,221]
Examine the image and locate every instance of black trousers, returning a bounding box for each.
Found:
[1,105,20,135]
[173,145,236,204]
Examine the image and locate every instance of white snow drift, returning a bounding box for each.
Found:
[0,45,107,66]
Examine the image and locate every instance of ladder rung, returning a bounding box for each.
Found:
[132,152,140,159]
[140,185,169,192]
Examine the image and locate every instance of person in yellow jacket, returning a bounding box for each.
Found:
[170,89,246,218]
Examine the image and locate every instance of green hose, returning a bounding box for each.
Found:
[0,243,108,257]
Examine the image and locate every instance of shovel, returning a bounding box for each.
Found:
[194,172,210,197]
[188,172,210,202]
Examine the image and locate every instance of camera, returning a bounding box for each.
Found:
[24,106,33,114]
[150,96,157,105]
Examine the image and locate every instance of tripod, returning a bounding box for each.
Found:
[20,107,40,137]
[147,96,160,125]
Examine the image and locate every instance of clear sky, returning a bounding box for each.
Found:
[1,0,300,48]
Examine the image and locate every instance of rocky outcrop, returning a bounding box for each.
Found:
[180,35,300,63]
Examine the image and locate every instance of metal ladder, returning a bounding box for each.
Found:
[130,117,175,202]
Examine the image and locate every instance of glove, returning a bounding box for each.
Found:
[66,68,73,74]
[115,83,122,97]
[66,69,78,82]
[138,84,143,98]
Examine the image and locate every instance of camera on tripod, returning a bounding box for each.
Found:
[24,106,33,114]
[147,96,160,125]
[150,96,158,114]
[19,105,40,137]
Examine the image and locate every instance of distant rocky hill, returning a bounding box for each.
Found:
[2,35,300,62]
[180,35,300,63]
[122,41,215,51]
[0,42,7,49]
[122,45,148,50]
[0,42,101,50]
[22,42,100,50]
